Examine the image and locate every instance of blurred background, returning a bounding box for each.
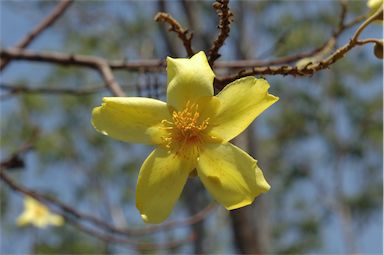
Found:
[0,0,382,254]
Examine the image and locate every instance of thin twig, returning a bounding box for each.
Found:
[208,0,234,65]
[97,62,125,96]
[0,129,38,169]
[0,160,216,237]
[0,47,335,71]
[0,0,73,71]
[64,215,194,250]
[154,12,194,57]
[0,166,193,249]
[215,7,383,89]
[337,0,348,32]
[0,6,364,74]
[213,37,380,89]
[129,203,218,235]
[0,8,379,93]
[1,48,125,97]
[0,48,165,70]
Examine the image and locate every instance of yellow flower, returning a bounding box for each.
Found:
[17,196,64,228]
[92,51,279,224]
[367,0,383,24]
[367,0,383,12]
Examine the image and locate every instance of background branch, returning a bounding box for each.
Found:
[0,0,73,71]
[208,0,233,65]
[154,12,194,57]
[215,7,383,89]
[0,135,217,241]
[0,1,382,253]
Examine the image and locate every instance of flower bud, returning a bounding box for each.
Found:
[374,42,383,59]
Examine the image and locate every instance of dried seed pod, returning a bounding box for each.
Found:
[374,42,383,59]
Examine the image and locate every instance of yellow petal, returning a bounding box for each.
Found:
[25,196,40,210]
[368,0,383,11]
[48,214,64,226]
[17,197,62,228]
[167,51,214,110]
[209,77,278,142]
[136,148,195,224]
[35,217,50,228]
[92,97,171,145]
[197,143,270,210]
[195,96,221,122]
[17,197,39,226]
[16,212,32,226]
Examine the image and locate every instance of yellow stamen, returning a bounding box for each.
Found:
[161,101,210,158]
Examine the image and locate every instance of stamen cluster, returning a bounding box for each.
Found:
[161,101,210,157]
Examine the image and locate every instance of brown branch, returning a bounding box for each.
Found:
[97,62,125,96]
[0,166,193,249]
[214,7,383,89]
[0,154,216,237]
[131,203,218,235]
[0,129,38,169]
[0,0,73,71]
[0,144,33,170]
[213,38,379,89]
[0,5,364,75]
[1,40,376,93]
[1,48,125,97]
[0,168,213,251]
[63,215,195,250]
[215,5,366,69]
[208,0,234,65]
[0,128,215,239]
[154,12,194,57]
[0,7,377,94]
[0,48,165,70]
[157,1,180,56]
[0,47,328,71]
[337,0,348,32]
[217,11,366,69]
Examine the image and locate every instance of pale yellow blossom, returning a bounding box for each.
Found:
[92,51,279,224]
[17,196,63,228]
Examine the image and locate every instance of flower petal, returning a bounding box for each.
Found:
[368,0,383,11]
[209,77,278,142]
[16,212,32,226]
[167,51,214,110]
[136,148,195,224]
[197,143,270,210]
[92,97,171,145]
[48,214,64,226]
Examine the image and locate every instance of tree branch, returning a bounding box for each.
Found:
[0,48,165,70]
[215,7,383,89]
[1,48,125,96]
[154,12,194,57]
[208,0,234,65]
[0,47,341,72]
[0,150,216,237]
[0,8,379,93]
[62,215,195,250]
[97,62,125,96]
[0,0,73,71]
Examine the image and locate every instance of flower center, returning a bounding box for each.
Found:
[34,206,47,218]
[161,101,209,158]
